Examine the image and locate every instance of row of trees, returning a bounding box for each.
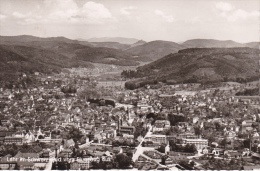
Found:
[125,79,158,90]
[91,153,132,169]
[61,85,77,94]
[168,114,187,126]
[235,88,259,96]
[203,157,243,170]
[61,126,84,143]
[121,70,140,79]
[134,122,148,138]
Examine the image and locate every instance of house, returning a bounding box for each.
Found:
[64,139,75,148]
[153,120,171,132]
[224,150,242,159]
[70,161,81,170]
[209,148,224,156]
[224,130,237,139]
[201,147,209,154]
[0,131,16,143]
[113,147,123,154]
[176,137,208,150]
[59,149,73,158]
[145,135,166,145]
[4,136,23,145]
[41,150,50,158]
[241,120,254,133]
[170,133,199,143]
[161,155,174,165]
[252,152,260,160]
[119,126,135,135]
[168,151,195,156]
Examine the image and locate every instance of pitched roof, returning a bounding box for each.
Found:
[65,139,75,147]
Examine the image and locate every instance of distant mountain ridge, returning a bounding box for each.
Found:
[0,35,260,83]
[125,40,187,61]
[245,42,260,49]
[90,42,131,50]
[182,39,259,49]
[0,35,93,47]
[1,35,76,43]
[0,35,148,81]
[182,39,243,48]
[87,37,139,44]
[0,35,142,66]
[130,40,146,47]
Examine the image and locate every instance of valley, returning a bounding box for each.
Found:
[0,35,260,171]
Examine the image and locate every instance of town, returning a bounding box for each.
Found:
[0,66,259,170]
[0,1,260,170]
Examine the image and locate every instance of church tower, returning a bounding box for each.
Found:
[165,141,170,155]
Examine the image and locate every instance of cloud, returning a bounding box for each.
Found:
[81,1,113,19]
[120,6,137,15]
[12,0,116,25]
[0,14,7,20]
[13,12,32,19]
[226,9,259,21]
[215,2,234,12]
[215,1,260,21]
[47,0,78,20]
[13,12,26,18]
[154,10,174,23]
[190,16,203,24]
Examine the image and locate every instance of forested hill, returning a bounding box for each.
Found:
[0,44,94,81]
[129,47,260,85]
[125,40,187,61]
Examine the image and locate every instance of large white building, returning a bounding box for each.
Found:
[178,137,208,150]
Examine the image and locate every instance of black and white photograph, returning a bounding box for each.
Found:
[0,0,260,170]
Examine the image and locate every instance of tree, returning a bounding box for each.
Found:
[157,144,166,153]
[220,137,228,149]
[194,126,202,136]
[168,114,186,126]
[190,161,196,167]
[243,139,251,149]
[91,161,112,170]
[38,135,44,139]
[78,88,100,100]
[224,153,229,160]
[229,158,236,165]
[161,155,168,165]
[178,160,193,170]
[134,123,147,139]
[66,126,84,142]
[187,144,197,153]
[114,153,132,169]
[233,140,244,150]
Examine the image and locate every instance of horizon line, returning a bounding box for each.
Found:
[0,34,259,44]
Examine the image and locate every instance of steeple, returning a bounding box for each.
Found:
[165,141,170,154]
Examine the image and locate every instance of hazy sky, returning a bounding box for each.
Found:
[0,0,259,43]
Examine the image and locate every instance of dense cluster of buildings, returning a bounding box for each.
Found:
[0,72,260,170]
